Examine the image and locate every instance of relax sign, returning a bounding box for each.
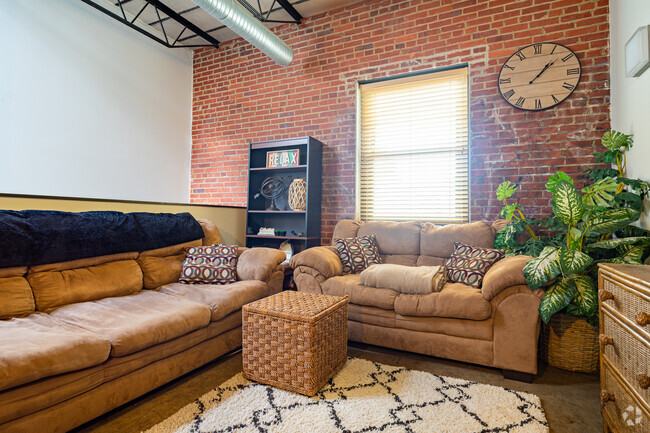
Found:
[266,149,300,167]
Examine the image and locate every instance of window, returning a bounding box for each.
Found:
[356,67,469,223]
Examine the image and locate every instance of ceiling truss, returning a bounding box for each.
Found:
[80,0,303,50]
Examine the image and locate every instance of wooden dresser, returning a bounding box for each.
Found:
[598,264,650,432]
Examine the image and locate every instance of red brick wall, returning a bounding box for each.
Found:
[191,0,610,243]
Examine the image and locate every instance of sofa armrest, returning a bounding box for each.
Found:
[237,248,286,283]
[290,246,343,279]
[490,284,544,374]
[481,255,532,300]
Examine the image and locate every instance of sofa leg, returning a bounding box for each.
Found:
[502,369,535,383]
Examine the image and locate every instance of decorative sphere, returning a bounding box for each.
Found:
[260,177,285,199]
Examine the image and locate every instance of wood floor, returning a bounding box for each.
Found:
[72,342,602,433]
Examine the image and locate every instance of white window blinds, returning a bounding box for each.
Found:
[357,67,469,223]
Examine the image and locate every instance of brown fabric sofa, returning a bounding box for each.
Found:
[0,219,286,433]
[290,220,544,381]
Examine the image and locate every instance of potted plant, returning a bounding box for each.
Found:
[495,130,649,373]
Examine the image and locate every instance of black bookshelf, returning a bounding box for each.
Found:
[245,137,323,253]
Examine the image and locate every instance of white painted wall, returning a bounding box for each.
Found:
[0,0,193,203]
[610,0,650,228]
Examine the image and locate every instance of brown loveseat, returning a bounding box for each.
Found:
[290,220,544,381]
[0,218,286,433]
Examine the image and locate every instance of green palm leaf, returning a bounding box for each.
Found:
[545,171,574,193]
[602,130,633,151]
[571,275,598,316]
[588,208,641,235]
[496,181,517,201]
[539,277,578,323]
[500,203,519,220]
[582,178,617,207]
[552,181,585,226]
[587,236,650,250]
[609,245,644,264]
[523,246,562,289]
[558,248,593,274]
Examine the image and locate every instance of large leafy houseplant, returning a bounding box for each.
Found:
[495,131,650,326]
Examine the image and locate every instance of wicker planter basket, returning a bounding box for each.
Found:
[288,178,307,211]
[540,313,599,374]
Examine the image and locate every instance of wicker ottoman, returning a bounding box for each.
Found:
[242,291,348,396]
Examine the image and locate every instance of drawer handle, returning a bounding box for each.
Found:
[636,312,649,327]
[599,290,614,302]
[600,390,616,407]
[638,373,650,390]
[599,334,614,348]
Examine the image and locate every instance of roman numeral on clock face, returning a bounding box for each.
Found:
[566,68,580,75]
[552,95,560,103]
[535,99,542,109]
[499,78,511,84]
[562,52,574,62]
[562,82,575,91]
[515,97,525,107]
[533,44,542,55]
[502,89,515,100]
[515,52,526,61]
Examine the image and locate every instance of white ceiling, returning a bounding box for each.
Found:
[108,0,357,48]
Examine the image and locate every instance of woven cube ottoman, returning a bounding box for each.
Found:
[242,290,348,396]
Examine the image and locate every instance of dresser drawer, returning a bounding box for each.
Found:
[601,362,650,433]
[601,274,650,335]
[602,310,650,404]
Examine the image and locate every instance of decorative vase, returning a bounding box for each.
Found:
[540,313,599,373]
[288,178,307,211]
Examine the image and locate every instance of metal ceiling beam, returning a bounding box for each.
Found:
[84,0,304,51]
[80,0,219,48]
[276,0,302,23]
[147,0,220,47]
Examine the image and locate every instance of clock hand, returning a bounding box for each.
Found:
[529,58,558,84]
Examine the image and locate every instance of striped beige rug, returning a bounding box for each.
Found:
[145,358,548,433]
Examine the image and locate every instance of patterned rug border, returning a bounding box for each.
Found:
[145,357,549,433]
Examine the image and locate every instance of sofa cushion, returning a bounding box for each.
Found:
[420,221,495,258]
[334,235,382,274]
[331,219,363,242]
[358,221,421,256]
[393,283,492,320]
[197,219,223,246]
[444,242,504,288]
[138,240,201,258]
[0,365,104,425]
[347,304,493,341]
[322,274,398,310]
[0,313,111,392]
[49,291,211,357]
[28,252,138,273]
[27,259,143,311]
[382,254,419,267]
[0,276,35,319]
[137,254,185,289]
[160,280,267,321]
[416,256,446,267]
[322,274,491,320]
[179,245,238,285]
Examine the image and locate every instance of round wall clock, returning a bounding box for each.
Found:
[498,42,581,111]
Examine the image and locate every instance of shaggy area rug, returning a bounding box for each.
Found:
[145,358,549,433]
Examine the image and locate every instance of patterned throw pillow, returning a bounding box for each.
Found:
[444,242,504,288]
[179,245,238,284]
[334,235,382,275]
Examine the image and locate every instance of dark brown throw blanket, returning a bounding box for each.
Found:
[0,210,204,268]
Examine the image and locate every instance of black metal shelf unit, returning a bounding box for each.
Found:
[246,137,323,253]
